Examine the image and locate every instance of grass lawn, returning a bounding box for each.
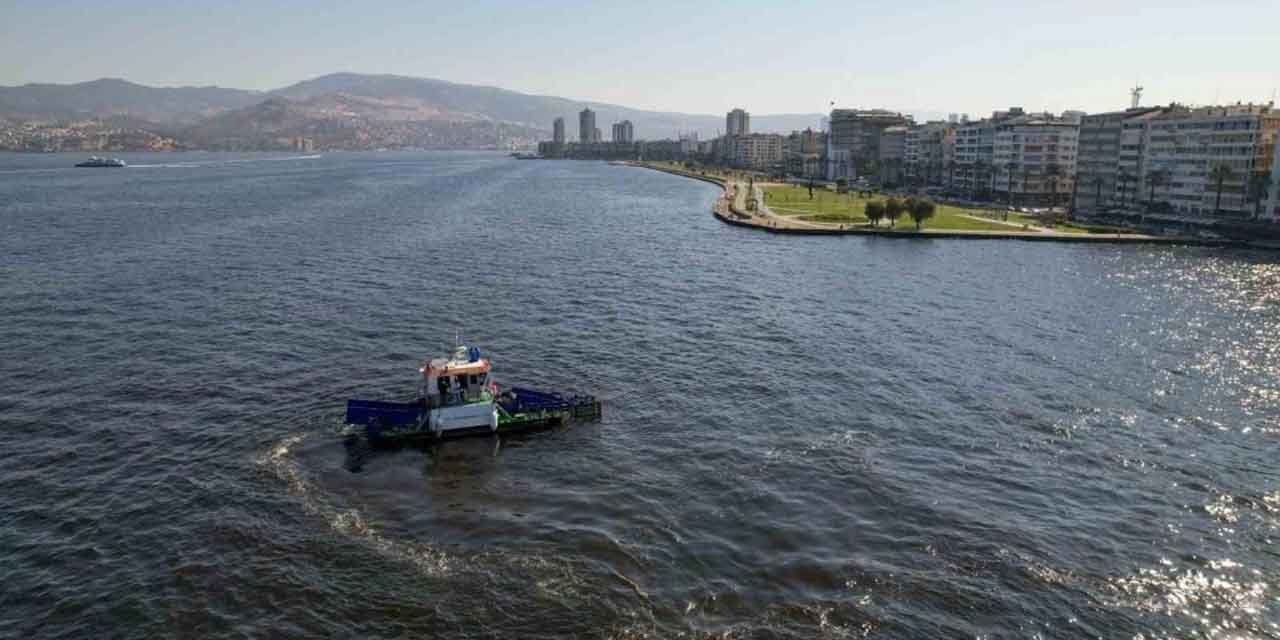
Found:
[765,185,1021,232]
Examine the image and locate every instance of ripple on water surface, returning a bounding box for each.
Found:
[1,152,1278,638]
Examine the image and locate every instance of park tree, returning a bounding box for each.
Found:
[883,197,905,228]
[865,200,885,228]
[908,198,937,230]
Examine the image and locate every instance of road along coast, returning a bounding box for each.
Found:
[626,161,1238,247]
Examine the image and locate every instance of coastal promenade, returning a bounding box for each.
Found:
[629,162,1235,247]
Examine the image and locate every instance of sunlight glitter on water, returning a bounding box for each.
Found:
[1109,561,1271,638]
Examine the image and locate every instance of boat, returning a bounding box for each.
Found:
[345,344,601,442]
[512,152,541,160]
[75,156,127,168]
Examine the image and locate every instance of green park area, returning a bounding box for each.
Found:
[762,184,1132,234]
[762,185,1017,231]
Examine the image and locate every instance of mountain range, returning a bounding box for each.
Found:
[0,73,835,151]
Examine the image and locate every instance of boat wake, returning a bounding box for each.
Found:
[256,431,455,577]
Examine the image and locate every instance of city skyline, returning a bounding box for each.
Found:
[2,1,1278,117]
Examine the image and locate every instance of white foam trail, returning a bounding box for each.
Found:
[256,432,454,576]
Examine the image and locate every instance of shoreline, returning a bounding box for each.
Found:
[625,161,1244,248]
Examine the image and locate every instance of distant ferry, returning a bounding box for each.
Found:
[75,157,127,168]
[512,152,541,160]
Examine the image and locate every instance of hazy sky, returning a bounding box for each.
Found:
[2,0,1278,117]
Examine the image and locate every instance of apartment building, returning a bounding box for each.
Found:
[1074,107,1164,215]
[578,108,596,144]
[611,120,634,144]
[1142,104,1280,218]
[1268,138,1280,221]
[992,112,1080,207]
[826,109,912,180]
[904,121,955,186]
[952,108,1025,195]
[879,126,907,185]
[552,117,566,145]
[784,128,826,178]
[730,133,783,170]
[726,109,751,136]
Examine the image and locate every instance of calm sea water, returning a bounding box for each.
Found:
[2,151,1278,639]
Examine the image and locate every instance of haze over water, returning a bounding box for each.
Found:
[1,152,1278,638]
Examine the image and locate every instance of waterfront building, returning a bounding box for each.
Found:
[1268,139,1280,221]
[952,108,1025,196]
[879,126,908,186]
[640,139,686,161]
[730,133,783,170]
[1074,107,1164,215]
[992,111,1080,207]
[904,121,955,186]
[679,131,699,155]
[579,108,596,144]
[825,109,912,181]
[1140,104,1280,219]
[726,108,751,136]
[553,117,566,145]
[611,120,634,144]
[783,128,826,178]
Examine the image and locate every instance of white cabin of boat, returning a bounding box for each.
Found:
[418,345,498,433]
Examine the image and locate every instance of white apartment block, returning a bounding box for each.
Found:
[731,133,783,170]
[952,108,1027,194]
[992,114,1080,207]
[1143,104,1280,219]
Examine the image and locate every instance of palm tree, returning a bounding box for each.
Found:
[1116,170,1135,209]
[1004,160,1018,207]
[981,160,996,200]
[970,159,989,200]
[1247,171,1270,220]
[1146,169,1169,210]
[1044,164,1062,209]
[1209,164,1233,216]
[1086,175,1105,216]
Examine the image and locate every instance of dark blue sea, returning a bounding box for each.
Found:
[2,151,1278,639]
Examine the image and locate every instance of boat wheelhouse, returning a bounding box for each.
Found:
[420,345,499,434]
